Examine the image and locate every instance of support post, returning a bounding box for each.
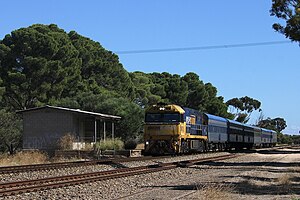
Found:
[112,121,115,155]
[112,121,114,140]
[103,121,106,142]
[94,118,97,143]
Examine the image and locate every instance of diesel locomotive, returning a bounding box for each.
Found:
[144,104,277,155]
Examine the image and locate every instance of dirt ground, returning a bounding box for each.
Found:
[186,147,300,200]
[122,147,300,200]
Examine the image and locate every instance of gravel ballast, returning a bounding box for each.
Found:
[2,148,300,200]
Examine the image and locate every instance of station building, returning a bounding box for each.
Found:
[17,105,121,151]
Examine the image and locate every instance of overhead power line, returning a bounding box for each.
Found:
[114,41,291,54]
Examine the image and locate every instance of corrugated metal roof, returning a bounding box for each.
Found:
[17,105,121,120]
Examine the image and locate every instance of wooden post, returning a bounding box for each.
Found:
[94,118,97,143]
[103,121,106,141]
[112,121,115,155]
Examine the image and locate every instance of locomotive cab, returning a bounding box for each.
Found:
[144,104,207,155]
[144,104,185,155]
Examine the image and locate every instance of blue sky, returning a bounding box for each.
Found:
[1,1,299,134]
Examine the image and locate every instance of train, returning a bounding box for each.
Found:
[144,104,277,155]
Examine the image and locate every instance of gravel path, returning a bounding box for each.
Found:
[2,148,300,200]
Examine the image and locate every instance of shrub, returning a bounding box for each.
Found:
[95,138,124,151]
[124,139,137,150]
[83,142,93,151]
[58,133,76,150]
[0,151,48,166]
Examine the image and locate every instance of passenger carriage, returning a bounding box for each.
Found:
[261,128,272,147]
[203,113,228,151]
[227,119,245,150]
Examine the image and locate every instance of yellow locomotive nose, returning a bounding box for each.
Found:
[143,104,208,155]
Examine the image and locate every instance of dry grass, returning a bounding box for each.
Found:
[83,142,94,151]
[136,143,145,150]
[58,133,76,150]
[95,139,124,151]
[277,173,292,193]
[196,183,234,200]
[51,156,82,163]
[0,151,49,166]
[277,174,292,185]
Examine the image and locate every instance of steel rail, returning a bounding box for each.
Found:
[0,145,285,174]
[0,155,171,174]
[0,154,239,197]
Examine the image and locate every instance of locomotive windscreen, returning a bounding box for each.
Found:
[145,113,182,123]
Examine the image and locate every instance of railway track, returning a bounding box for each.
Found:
[0,145,285,174]
[0,156,170,174]
[0,154,239,197]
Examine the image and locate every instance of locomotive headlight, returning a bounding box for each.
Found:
[145,141,149,145]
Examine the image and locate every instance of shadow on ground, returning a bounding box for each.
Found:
[229,148,300,155]
[143,157,300,196]
[142,179,300,196]
[198,161,300,168]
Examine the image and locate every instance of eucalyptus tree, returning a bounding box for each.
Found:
[257,117,287,132]
[271,0,300,43]
[226,96,261,123]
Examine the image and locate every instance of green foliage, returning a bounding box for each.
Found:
[270,0,300,43]
[257,117,290,144]
[277,132,294,144]
[0,24,135,111]
[95,139,124,151]
[0,110,22,154]
[0,24,82,110]
[257,117,287,132]
[124,139,138,150]
[149,72,188,106]
[226,96,262,123]
[290,135,300,144]
[204,84,230,118]
[68,31,135,99]
[0,78,4,101]
[90,96,144,140]
[130,71,230,118]
[130,71,161,107]
[182,72,208,110]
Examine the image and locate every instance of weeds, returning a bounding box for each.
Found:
[58,133,76,150]
[197,183,234,200]
[277,174,291,185]
[95,138,124,151]
[277,173,292,194]
[0,151,48,166]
